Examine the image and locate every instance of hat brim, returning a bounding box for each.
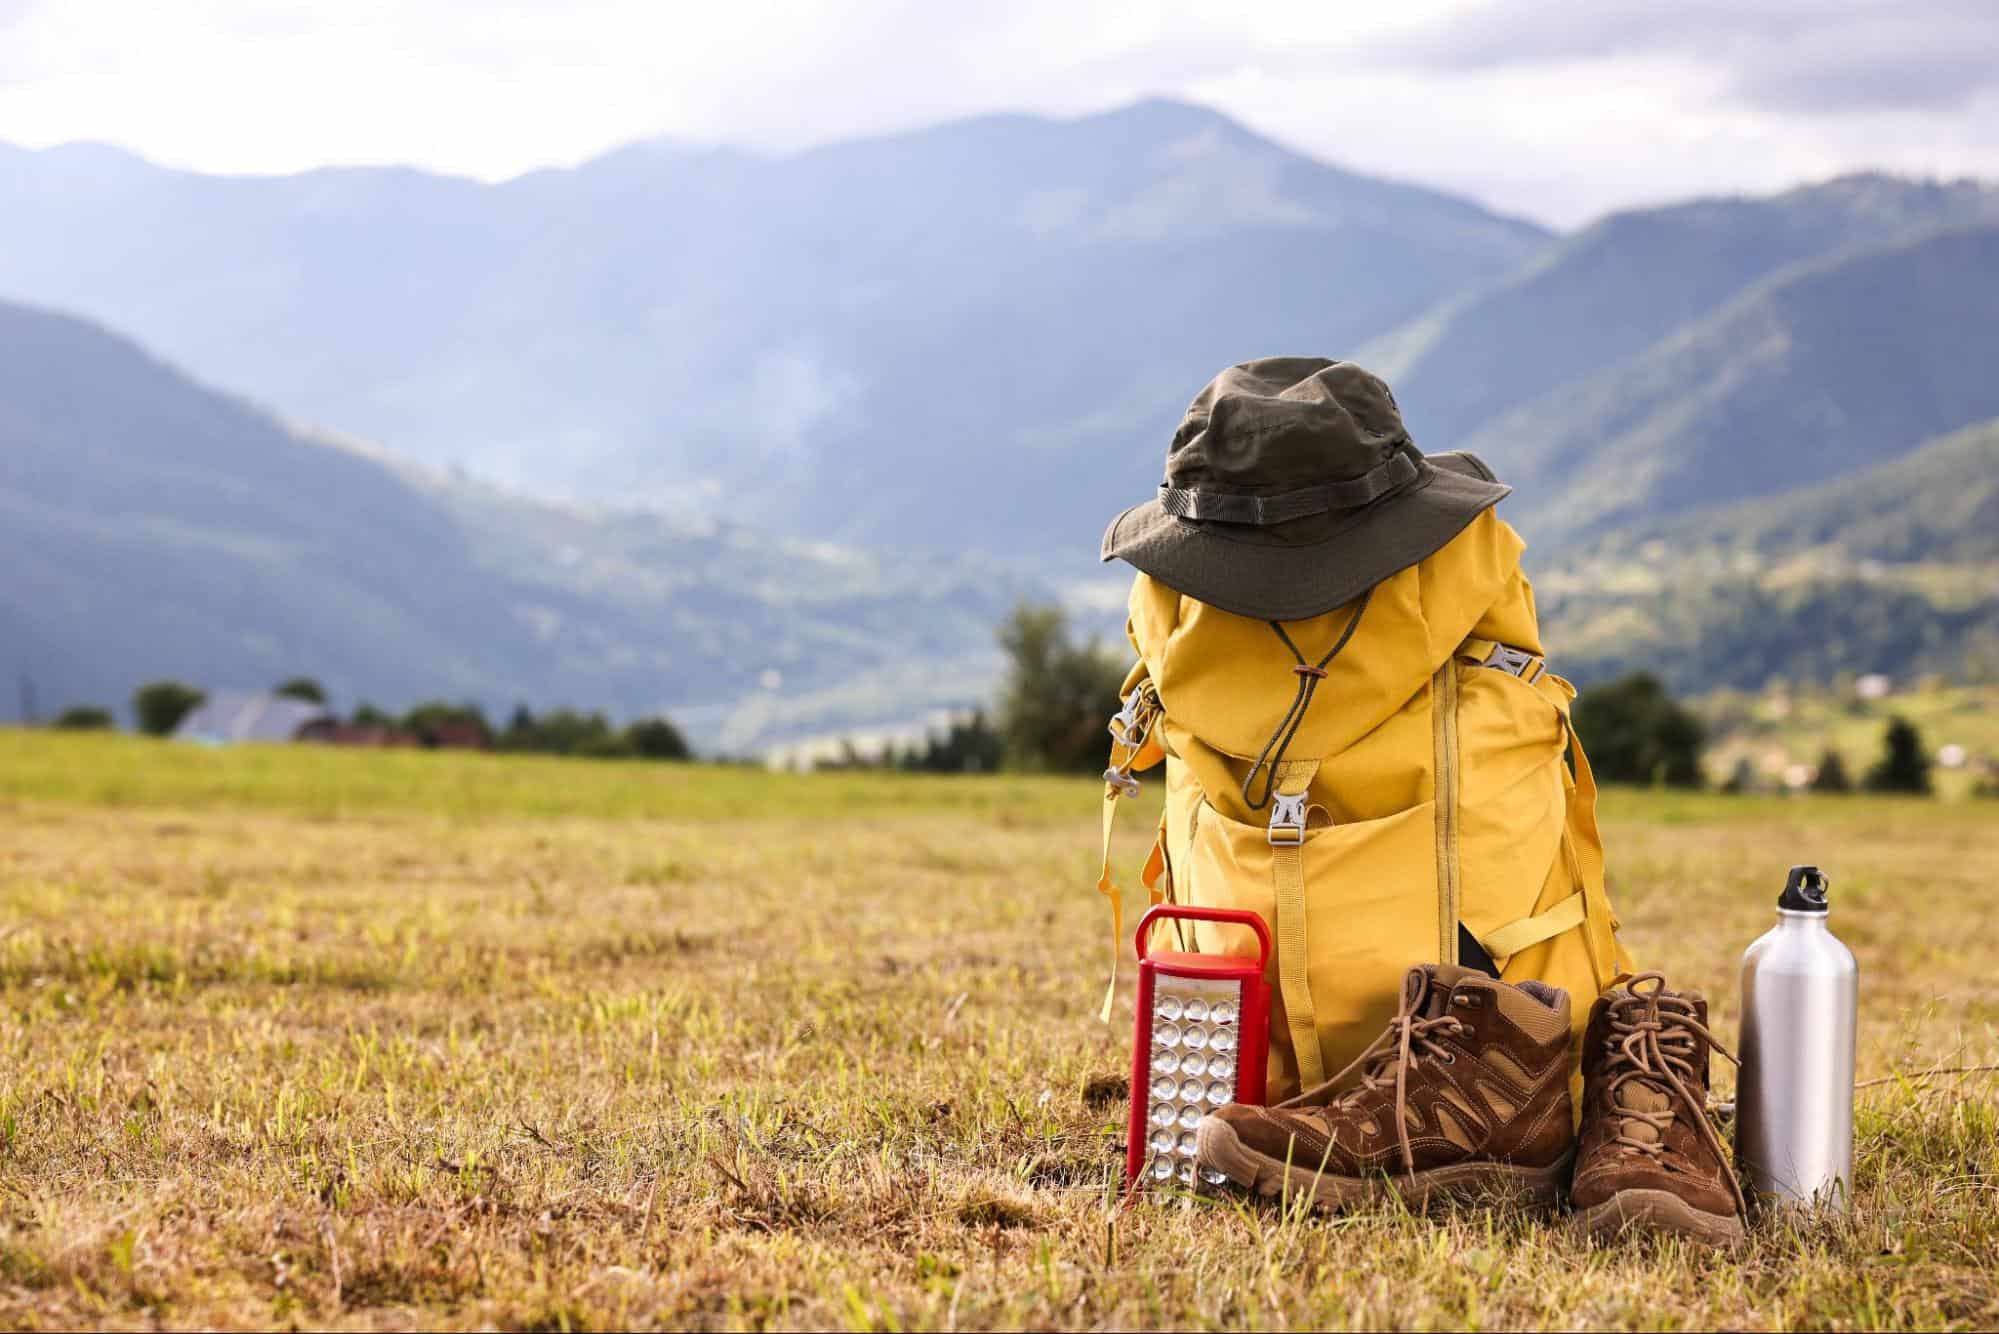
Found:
[1100,453,1511,622]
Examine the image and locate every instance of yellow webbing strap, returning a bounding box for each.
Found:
[1480,891,1586,960]
[1532,671,1619,991]
[1095,787,1126,1022]
[1140,810,1170,903]
[1565,727,1619,989]
[1094,686,1165,1022]
[1270,760,1325,1089]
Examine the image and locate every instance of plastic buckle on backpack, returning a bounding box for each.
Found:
[1107,691,1154,748]
[1104,767,1141,799]
[1267,792,1308,846]
[1480,643,1539,679]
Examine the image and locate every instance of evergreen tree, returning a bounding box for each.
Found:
[1864,716,1933,795]
[1810,748,1853,794]
[900,710,1004,773]
[1570,672,1706,787]
[996,604,1125,774]
[273,677,328,704]
[52,705,113,730]
[132,680,205,736]
[624,716,690,761]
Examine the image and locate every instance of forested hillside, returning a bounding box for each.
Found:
[1480,225,1999,540]
[1538,418,1999,690]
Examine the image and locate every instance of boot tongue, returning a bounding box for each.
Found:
[1345,965,1476,1096]
[1612,1081,1672,1143]
[1405,963,1480,1020]
[1605,985,1712,1140]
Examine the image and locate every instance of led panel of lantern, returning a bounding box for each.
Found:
[1124,904,1272,1192]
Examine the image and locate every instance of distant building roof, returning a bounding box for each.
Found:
[295,719,421,747]
[172,692,334,744]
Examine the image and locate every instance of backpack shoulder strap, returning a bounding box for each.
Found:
[1093,680,1165,1021]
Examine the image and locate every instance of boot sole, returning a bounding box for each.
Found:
[1195,1115,1571,1212]
[1569,1188,1745,1246]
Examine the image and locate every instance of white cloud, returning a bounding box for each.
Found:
[2,0,1995,225]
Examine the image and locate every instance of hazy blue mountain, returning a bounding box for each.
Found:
[1464,224,1999,541]
[1539,418,1999,691]
[0,101,1549,555]
[1362,174,1999,451]
[1597,416,1999,566]
[0,300,1031,747]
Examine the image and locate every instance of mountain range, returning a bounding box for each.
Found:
[0,101,1546,554]
[3,100,1996,743]
[1360,174,1999,446]
[0,298,1030,749]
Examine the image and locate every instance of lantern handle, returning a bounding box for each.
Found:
[1134,904,1271,971]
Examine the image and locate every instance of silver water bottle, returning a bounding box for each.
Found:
[1736,865,1858,1210]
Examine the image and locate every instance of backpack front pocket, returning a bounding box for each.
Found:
[1454,662,1568,955]
[1184,798,1439,1101]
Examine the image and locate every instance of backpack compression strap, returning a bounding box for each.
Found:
[1267,759,1328,1087]
[1096,683,1165,1021]
[1241,598,1370,1085]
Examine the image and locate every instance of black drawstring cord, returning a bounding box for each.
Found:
[1241,588,1373,811]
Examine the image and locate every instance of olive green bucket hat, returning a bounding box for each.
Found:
[1100,357,1510,621]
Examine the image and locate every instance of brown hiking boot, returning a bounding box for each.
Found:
[1569,973,1747,1245]
[1194,964,1575,1210]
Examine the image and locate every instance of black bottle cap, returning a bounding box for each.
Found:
[1779,865,1830,913]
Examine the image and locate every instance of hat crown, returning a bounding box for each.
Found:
[1167,358,1409,495]
[1100,353,1512,623]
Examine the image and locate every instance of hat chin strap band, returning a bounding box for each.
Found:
[1156,451,1420,525]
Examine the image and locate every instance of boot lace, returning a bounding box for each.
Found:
[1288,980,1465,1176]
[1599,972,1746,1217]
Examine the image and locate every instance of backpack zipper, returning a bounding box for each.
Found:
[1431,660,1462,964]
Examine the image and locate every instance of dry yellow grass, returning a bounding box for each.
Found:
[0,730,1994,1330]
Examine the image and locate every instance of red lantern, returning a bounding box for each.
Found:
[1125,904,1272,1189]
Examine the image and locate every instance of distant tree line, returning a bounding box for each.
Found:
[1802,716,1934,795]
[52,705,115,731]
[818,604,1123,774]
[492,704,689,760]
[817,711,1007,774]
[342,698,691,760]
[35,676,689,762]
[1538,674,1948,796]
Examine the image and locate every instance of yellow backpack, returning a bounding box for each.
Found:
[1096,508,1633,1102]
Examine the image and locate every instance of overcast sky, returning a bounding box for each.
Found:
[4,0,1996,226]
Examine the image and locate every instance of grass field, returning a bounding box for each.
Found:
[0,730,1995,1330]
